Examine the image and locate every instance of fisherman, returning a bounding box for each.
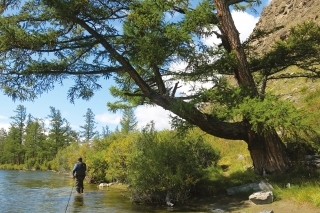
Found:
[72,157,87,194]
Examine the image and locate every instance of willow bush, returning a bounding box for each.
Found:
[127,122,220,204]
[105,133,137,183]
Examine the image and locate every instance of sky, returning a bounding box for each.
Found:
[0,0,272,133]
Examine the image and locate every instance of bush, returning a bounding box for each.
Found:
[127,123,220,204]
[105,133,136,183]
[85,150,109,183]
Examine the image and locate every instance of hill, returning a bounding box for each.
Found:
[250,0,320,118]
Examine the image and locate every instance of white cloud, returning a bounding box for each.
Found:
[0,114,10,130]
[202,10,259,46]
[95,112,122,125]
[135,106,172,130]
[95,106,172,131]
[0,122,10,130]
[232,11,260,42]
[0,114,8,119]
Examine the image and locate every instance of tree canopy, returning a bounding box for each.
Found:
[1,0,320,174]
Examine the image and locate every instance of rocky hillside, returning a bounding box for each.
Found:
[248,0,320,108]
[250,0,320,54]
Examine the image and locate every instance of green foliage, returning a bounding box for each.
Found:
[233,94,315,135]
[233,93,320,159]
[24,117,48,167]
[51,141,90,172]
[182,0,217,35]
[250,21,320,77]
[85,150,108,183]
[105,133,136,182]
[119,108,138,134]
[123,0,190,66]
[199,79,245,120]
[231,0,262,12]
[47,106,75,157]
[79,108,98,142]
[127,122,220,203]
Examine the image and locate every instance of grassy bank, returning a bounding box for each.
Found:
[203,136,320,208]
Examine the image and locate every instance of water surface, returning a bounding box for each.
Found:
[0,170,206,213]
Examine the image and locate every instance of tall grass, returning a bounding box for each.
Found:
[197,131,320,208]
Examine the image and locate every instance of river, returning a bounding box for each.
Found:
[0,170,207,213]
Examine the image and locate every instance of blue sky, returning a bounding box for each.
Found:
[0,0,272,133]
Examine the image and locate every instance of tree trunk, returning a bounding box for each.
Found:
[246,124,291,174]
[215,0,291,174]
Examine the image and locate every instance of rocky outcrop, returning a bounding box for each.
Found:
[250,0,320,54]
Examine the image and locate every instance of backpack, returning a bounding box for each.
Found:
[75,162,86,177]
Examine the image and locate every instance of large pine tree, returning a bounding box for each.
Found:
[1,0,320,174]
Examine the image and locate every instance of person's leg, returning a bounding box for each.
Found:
[78,176,85,193]
[75,178,81,193]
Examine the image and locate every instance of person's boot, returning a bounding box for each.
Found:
[80,188,84,193]
[76,187,81,194]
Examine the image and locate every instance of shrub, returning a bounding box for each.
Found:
[127,122,220,204]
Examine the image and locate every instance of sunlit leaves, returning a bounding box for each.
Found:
[127,122,220,203]
[233,94,314,135]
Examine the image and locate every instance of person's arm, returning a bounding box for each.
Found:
[72,164,77,177]
[84,163,87,176]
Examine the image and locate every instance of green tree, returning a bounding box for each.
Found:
[100,125,111,138]
[2,126,20,164]
[120,108,138,134]
[0,128,7,163]
[47,106,72,157]
[1,0,320,174]
[24,114,47,168]
[79,108,98,142]
[10,105,27,164]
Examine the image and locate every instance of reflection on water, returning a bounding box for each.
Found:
[0,170,205,213]
[74,195,84,206]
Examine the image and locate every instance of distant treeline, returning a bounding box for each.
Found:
[0,104,134,169]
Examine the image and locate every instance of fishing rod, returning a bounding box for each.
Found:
[65,181,74,213]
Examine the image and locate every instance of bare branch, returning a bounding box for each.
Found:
[171,81,179,97]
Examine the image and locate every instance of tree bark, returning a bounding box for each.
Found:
[246,126,291,174]
[215,0,258,94]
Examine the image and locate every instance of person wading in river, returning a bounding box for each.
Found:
[72,157,87,194]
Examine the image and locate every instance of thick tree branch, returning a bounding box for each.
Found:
[2,67,122,76]
[73,17,154,97]
[123,92,146,97]
[215,0,258,95]
[152,65,166,95]
[171,81,179,97]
